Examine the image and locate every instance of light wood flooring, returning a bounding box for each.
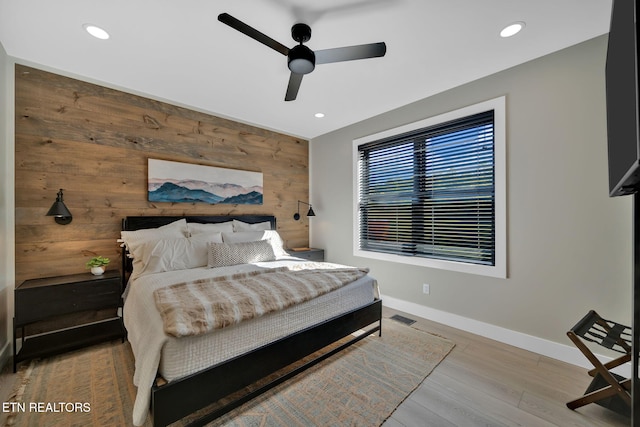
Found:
[0,307,631,426]
[381,307,630,427]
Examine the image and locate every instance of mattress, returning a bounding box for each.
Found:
[159,272,377,381]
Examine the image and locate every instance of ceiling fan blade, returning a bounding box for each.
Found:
[285,73,304,101]
[315,42,386,65]
[218,13,289,56]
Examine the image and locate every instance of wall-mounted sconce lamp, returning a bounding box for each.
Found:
[293,200,316,220]
[46,189,73,225]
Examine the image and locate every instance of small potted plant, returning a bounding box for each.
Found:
[86,256,110,276]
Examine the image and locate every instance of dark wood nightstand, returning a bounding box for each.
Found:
[13,270,125,372]
[286,248,325,262]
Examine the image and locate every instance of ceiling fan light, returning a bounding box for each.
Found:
[289,59,314,74]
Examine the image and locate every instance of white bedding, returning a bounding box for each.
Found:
[123,257,378,426]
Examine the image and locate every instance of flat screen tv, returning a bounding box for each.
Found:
[606,0,640,197]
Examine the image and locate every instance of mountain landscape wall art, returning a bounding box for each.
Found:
[148,159,263,205]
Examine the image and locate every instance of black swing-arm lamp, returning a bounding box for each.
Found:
[46,188,73,225]
[293,200,315,220]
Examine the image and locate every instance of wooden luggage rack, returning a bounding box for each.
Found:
[566,309,632,417]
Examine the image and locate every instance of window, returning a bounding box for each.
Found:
[353,97,506,278]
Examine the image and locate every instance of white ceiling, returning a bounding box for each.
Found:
[0,0,612,140]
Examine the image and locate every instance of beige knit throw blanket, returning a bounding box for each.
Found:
[153,266,369,338]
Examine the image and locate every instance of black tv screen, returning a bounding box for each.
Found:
[606,0,640,197]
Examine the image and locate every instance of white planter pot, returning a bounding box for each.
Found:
[90,266,105,276]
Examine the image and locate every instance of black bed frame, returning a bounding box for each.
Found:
[121,215,383,427]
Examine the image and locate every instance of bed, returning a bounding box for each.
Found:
[121,215,382,427]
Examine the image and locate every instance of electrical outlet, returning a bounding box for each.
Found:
[422,283,430,294]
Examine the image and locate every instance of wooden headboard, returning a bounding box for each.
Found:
[121,215,277,285]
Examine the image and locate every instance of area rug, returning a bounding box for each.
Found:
[5,318,454,427]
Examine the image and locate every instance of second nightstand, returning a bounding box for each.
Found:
[286,248,325,262]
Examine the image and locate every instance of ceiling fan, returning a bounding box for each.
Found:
[218,13,387,101]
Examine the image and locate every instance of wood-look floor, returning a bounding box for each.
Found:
[0,307,631,426]
[381,307,630,427]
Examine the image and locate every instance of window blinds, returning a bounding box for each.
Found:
[357,110,495,266]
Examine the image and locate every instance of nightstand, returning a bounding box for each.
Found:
[286,248,325,262]
[13,270,125,372]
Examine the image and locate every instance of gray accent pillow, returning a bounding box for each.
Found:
[207,239,276,268]
[221,230,288,258]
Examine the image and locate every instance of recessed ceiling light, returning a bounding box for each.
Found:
[83,24,110,40]
[314,112,325,118]
[500,22,525,38]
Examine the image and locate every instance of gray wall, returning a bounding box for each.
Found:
[310,35,632,350]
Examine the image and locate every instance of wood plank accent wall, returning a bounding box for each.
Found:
[14,64,310,285]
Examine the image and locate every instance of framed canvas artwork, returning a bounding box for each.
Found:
[148,159,263,205]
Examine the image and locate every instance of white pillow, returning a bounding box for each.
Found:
[222,230,288,258]
[207,240,275,268]
[121,219,189,255]
[232,219,272,231]
[130,233,222,280]
[187,221,234,236]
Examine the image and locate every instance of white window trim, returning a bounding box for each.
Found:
[353,96,507,278]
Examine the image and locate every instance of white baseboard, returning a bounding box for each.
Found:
[381,294,631,378]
